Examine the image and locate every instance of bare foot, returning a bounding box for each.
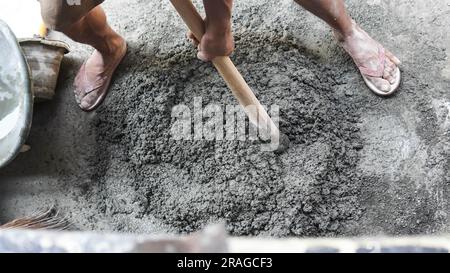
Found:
[335,21,401,94]
[74,35,127,111]
[187,19,234,61]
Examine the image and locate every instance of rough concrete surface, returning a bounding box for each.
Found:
[0,0,449,237]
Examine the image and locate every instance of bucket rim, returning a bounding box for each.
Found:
[18,37,70,54]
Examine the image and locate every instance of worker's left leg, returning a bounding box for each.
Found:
[65,6,126,111]
[294,0,401,94]
[39,0,126,111]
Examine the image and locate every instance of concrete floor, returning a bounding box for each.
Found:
[0,0,449,237]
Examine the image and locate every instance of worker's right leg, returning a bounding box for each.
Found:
[39,0,126,111]
[294,0,401,94]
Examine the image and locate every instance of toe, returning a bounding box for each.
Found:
[388,76,395,85]
[387,58,399,80]
[390,67,398,78]
[383,59,396,84]
[187,31,199,46]
[383,70,395,84]
[385,58,396,71]
[80,100,91,111]
[368,76,391,93]
[74,94,81,105]
[79,91,99,111]
[197,51,212,62]
[385,64,394,74]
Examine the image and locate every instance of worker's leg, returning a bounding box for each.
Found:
[187,0,235,61]
[40,0,105,31]
[39,0,126,111]
[294,0,353,36]
[63,6,125,58]
[294,0,401,93]
[40,0,119,53]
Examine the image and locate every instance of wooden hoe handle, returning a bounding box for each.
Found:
[169,0,280,140]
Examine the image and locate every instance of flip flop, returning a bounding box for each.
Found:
[74,40,127,112]
[338,27,401,96]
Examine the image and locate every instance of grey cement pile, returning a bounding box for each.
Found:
[90,33,362,236]
[0,0,449,237]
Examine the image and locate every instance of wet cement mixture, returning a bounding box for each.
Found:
[1,0,449,237]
